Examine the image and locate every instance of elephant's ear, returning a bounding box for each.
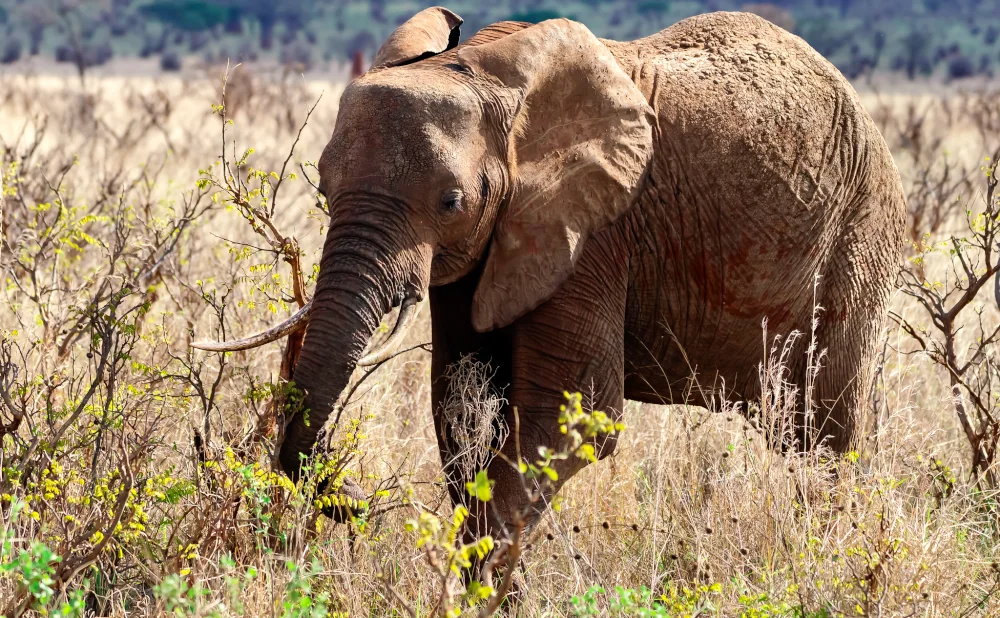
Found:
[372,7,463,69]
[458,19,654,332]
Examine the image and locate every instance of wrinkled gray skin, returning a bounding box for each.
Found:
[282,9,906,540]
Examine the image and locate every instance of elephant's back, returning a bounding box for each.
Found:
[608,12,904,381]
[607,11,901,233]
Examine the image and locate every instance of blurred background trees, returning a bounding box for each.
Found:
[0,0,998,80]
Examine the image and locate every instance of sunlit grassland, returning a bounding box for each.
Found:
[1,70,1000,616]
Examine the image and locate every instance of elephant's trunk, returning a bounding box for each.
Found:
[278,215,412,479]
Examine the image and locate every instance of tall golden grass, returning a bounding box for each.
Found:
[2,68,1000,616]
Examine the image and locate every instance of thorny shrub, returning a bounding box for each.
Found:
[0,70,362,615]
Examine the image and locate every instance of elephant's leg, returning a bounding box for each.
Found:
[430,269,513,510]
[480,245,628,542]
[793,222,895,453]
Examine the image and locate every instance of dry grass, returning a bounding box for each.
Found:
[438,355,508,486]
[2,67,1000,617]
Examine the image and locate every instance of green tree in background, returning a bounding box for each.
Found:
[508,9,563,23]
[142,1,227,31]
[215,0,314,50]
[140,0,314,49]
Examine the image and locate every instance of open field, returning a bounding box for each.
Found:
[3,66,1000,617]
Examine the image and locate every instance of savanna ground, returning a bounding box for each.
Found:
[3,64,1000,617]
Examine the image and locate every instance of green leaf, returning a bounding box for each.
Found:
[465,470,494,502]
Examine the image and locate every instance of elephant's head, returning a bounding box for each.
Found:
[196,7,654,490]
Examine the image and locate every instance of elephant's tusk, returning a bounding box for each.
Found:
[191,301,312,352]
[357,297,420,367]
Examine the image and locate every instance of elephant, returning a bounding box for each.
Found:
[195,8,906,539]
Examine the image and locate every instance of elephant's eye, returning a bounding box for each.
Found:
[480,174,490,201]
[441,189,464,214]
